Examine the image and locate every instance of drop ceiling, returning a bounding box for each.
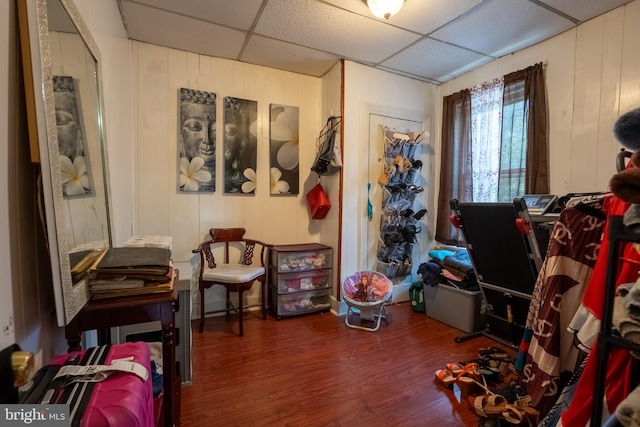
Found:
[117,0,633,84]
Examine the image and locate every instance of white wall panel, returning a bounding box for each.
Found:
[132,42,322,310]
[437,0,640,198]
[620,1,640,114]
[596,8,625,187]
[570,16,605,193]
[543,31,577,197]
[342,62,436,288]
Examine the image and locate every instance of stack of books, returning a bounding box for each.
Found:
[70,249,105,283]
[87,247,173,300]
[124,235,173,252]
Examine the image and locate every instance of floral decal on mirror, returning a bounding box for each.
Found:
[269,104,299,195]
[53,76,93,197]
[224,97,258,194]
[178,88,216,192]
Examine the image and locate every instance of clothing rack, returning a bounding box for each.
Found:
[591,215,640,426]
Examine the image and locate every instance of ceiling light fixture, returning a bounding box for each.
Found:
[365,0,405,20]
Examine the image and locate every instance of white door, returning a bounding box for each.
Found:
[364,114,428,280]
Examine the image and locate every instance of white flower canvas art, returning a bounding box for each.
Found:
[53,75,94,197]
[269,104,299,195]
[177,88,216,193]
[223,97,258,194]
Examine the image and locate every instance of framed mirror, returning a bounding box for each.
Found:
[18,0,112,326]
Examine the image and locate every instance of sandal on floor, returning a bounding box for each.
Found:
[454,363,486,398]
[477,348,515,376]
[478,346,512,361]
[436,361,478,389]
[460,358,503,383]
[468,394,524,424]
[445,362,468,375]
[515,398,540,426]
[434,369,456,388]
[491,381,529,403]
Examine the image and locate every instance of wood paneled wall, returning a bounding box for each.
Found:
[437,0,640,197]
[131,42,325,311]
[340,62,436,300]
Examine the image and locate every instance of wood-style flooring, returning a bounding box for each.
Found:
[180,302,499,427]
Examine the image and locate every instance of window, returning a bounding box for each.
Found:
[435,63,548,245]
[499,80,527,202]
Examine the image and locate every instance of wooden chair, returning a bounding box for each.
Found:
[193,228,269,336]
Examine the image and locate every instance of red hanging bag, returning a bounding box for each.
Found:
[306,183,331,219]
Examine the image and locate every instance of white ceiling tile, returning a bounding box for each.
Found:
[323,0,482,34]
[319,0,376,17]
[381,38,492,82]
[431,0,575,57]
[538,0,632,22]
[117,0,634,83]
[123,0,262,30]
[382,0,484,34]
[254,0,420,64]
[121,2,246,59]
[242,35,341,77]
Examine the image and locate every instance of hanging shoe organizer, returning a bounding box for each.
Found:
[375,128,426,279]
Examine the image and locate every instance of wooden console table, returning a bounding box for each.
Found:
[65,272,180,427]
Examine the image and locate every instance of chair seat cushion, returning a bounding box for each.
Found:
[202,264,265,283]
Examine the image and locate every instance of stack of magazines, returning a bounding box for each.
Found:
[87,247,173,299]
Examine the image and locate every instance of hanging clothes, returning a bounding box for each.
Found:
[559,193,638,427]
[517,202,606,415]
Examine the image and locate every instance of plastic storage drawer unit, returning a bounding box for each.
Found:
[269,243,333,320]
[270,244,332,272]
[271,269,331,294]
[270,288,332,317]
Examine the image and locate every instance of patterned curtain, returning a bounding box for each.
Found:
[470,78,504,202]
[435,63,548,245]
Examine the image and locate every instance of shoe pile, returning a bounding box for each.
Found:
[434,347,540,426]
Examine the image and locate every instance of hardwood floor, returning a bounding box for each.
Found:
[180,302,499,427]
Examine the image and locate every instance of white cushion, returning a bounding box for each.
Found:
[202,264,265,283]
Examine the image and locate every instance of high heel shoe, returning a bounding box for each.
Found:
[436,361,478,389]
[491,381,529,403]
[477,346,512,361]
[445,362,465,375]
[468,394,524,424]
[434,369,456,388]
[454,363,482,398]
[413,209,427,221]
[514,397,540,426]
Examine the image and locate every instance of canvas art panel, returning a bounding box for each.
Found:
[177,88,216,192]
[223,97,258,194]
[54,75,94,197]
[269,104,299,195]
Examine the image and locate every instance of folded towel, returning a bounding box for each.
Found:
[613,296,640,359]
[617,383,640,427]
[618,281,640,322]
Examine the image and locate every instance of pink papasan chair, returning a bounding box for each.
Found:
[341,270,393,331]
